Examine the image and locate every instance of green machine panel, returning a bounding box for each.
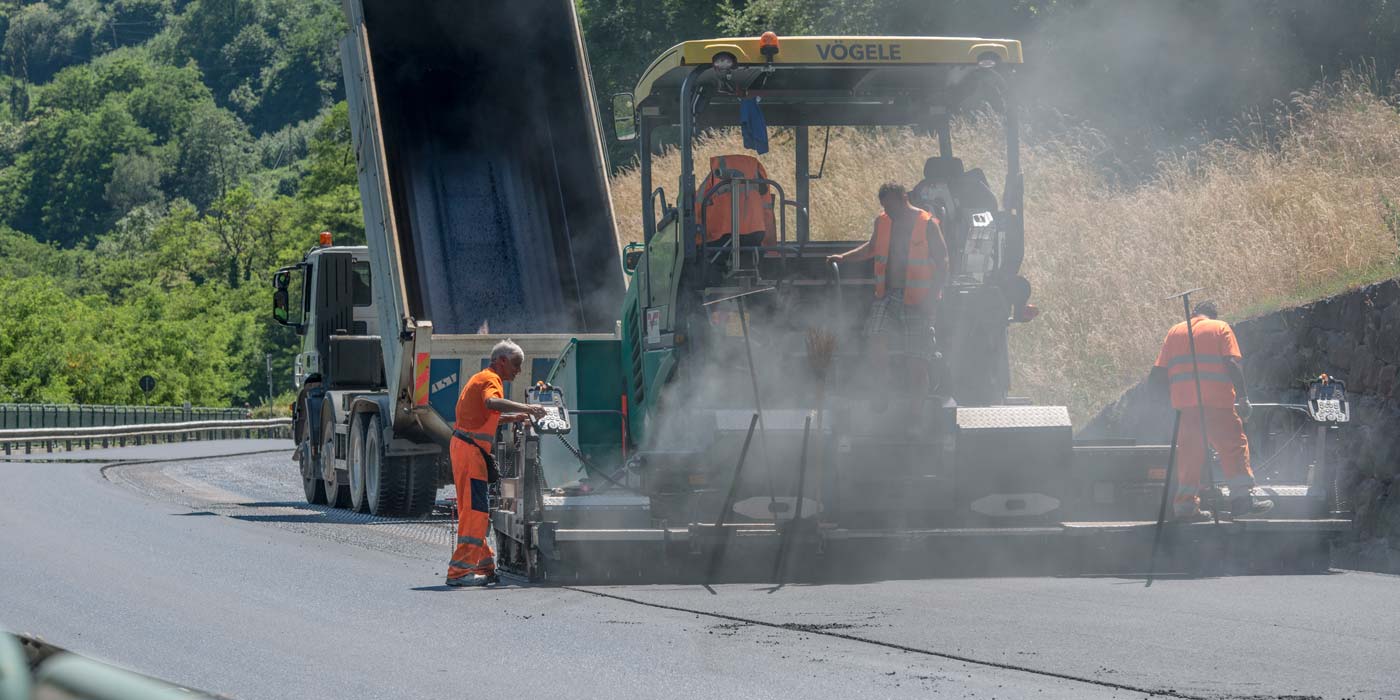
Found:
[541,339,626,487]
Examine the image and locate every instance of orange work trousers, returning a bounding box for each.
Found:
[447,437,495,579]
[1173,405,1255,514]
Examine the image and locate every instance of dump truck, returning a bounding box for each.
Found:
[270,0,624,516]
[487,34,1353,581]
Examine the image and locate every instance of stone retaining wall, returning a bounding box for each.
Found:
[1081,278,1400,571]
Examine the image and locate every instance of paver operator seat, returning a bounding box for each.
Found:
[911,156,999,276]
[696,154,778,252]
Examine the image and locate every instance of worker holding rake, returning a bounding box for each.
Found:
[1150,300,1273,520]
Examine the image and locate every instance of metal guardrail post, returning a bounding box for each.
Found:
[0,632,31,700]
[35,651,212,700]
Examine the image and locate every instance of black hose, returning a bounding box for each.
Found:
[557,434,629,491]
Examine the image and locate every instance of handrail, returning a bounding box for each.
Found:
[697,175,792,286]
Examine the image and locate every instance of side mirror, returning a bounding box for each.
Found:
[273,288,291,324]
[612,93,636,142]
[622,242,644,275]
[271,266,305,330]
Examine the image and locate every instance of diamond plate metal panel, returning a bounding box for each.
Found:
[956,405,1071,430]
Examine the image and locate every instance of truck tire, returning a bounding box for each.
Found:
[403,455,439,518]
[348,412,370,513]
[363,414,408,516]
[301,435,327,505]
[321,399,351,508]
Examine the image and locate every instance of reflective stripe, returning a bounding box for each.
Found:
[413,353,431,406]
[906,280,933,288]
[1170,372,1232,384]
[453,429,494,446]
[873,255,888,263]
[450,557,495,571]
[1166,353,1229,367]
[457,535,484,546]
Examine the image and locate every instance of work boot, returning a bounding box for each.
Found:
[1229,492,1274,517]
[1173,508,1213,523]
[445,573,491,587]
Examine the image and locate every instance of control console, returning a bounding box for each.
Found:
[527,382,572,434]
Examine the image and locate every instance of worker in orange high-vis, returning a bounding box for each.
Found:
[445,339,545,587]
[1150,300,1273,521]
[827,182,948,424]
[696,154,777,248]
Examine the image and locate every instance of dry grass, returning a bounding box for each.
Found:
[609,74,1400,424]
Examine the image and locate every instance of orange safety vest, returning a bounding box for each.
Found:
[873,209,940,306]
[1153,316,1242,409]
[696,154,776,245]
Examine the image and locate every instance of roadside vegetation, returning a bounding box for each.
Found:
[0,0,354,407]
[3,0,1400,416]
[611,74,1400,421]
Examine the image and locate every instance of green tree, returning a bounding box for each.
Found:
[105,0,174,48]
[13,99,154,245]
[169,101,254,209]
[104,150,164,215]
[3,3,67,83]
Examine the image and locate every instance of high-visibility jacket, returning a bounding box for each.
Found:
[1153,316,1242,408]
[873,209,942,306]
[697,154,776,245]
[454,368,504,448]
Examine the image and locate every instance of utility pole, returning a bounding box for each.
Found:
[264,353,276,406]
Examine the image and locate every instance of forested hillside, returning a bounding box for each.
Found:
[0,0,356,406]
[3,0,1400,411]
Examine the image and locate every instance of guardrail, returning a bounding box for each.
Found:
[0,418,293,455]
[1,631,214,700]
[0,403,250,430]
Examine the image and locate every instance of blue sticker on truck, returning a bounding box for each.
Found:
[429,359,463,423]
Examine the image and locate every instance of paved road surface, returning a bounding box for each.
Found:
[2,441,1396,699]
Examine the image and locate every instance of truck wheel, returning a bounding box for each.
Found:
[321,399,351,508]
[301,436,327,505]
[363,414,408,516]
[403,455,439,518]
[348,412,370,513]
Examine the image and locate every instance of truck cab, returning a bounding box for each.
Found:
[272,237,378,390]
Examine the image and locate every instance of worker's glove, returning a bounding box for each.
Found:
[1236,398,1253,421]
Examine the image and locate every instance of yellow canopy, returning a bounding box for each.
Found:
[634,35,1023,108]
